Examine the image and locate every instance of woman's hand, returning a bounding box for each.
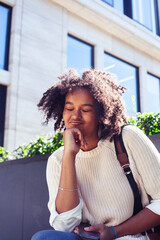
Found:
[63,128,87,156]
[74,224,115,240]
[84,224,114,240]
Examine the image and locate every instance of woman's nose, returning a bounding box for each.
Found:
[72,109,82,118]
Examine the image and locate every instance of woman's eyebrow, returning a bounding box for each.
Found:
[65,101,73,105]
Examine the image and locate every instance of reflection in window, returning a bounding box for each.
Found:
[0,85,7,146]
[132,0,158,34]
[102,0,124,11]
[146,73,160,112]
[101,0,159,35]
[101,0,113,6]
[67,35,94,72]
[0,3,12,70]
[104,53,139,115]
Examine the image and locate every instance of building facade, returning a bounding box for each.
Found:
[0,0,160,151]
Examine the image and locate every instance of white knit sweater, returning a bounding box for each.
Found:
[46,125,160,239]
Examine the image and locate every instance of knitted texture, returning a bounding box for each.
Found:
[47,125,160,239]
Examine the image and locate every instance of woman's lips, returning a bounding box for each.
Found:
[69,121,83,126]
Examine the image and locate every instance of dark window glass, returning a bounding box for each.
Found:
[104,53,139,115]
[67,35,94,71]
[0,85,7,146]
[0,3,12,70]
[146,73,160,112]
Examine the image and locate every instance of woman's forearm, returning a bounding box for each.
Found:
[115,208,160,237]
[55,152,79,214]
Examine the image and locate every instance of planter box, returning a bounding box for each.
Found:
[0,153,52,240]
[148,133,160,152]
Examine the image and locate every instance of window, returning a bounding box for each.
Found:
[0,85,7,146]
[67,35,94,71]
[131,0,159,34]
[101,0,159,35]
[0,3,12,70]
[146,73,160,112]
[104,53,139,115]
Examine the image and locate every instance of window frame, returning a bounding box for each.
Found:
[154,0,160,35]
[0,2,12,71]
[0,85,7,147]
[146,72,160,112]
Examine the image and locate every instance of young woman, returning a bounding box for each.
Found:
[32,69,160,240]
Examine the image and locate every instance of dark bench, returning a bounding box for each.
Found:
[0,134,159,240]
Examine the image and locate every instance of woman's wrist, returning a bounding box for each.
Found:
[109,226,118,239]
[63,150,77,160]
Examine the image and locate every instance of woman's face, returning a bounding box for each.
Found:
[63,88,99,140]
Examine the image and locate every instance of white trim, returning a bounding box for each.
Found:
[0,70,10,86]
[0,0,15,7]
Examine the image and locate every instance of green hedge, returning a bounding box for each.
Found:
[0,133,63,162]
[128,112,160,136]
[0,112,160,162]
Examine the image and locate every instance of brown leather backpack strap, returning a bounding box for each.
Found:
[114,126,160,235]
[114,127,144,217]
[114,135,129,169]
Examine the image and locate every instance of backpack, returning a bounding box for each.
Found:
[114,126,160,238]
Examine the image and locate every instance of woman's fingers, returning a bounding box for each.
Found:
[64,128,87,149]
[74,226,79,234]
[84,225,101,232]
[84,224,114,240]
[73,130,87,148]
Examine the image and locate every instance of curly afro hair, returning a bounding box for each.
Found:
[38,69,128,140]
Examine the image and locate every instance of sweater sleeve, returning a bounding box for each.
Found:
[123,125,160,215]
[46,152,83,232]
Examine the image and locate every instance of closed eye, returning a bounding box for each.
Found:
[66,108,74,111]
[82,109,92,112]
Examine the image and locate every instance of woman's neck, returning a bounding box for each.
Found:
[81,135,99,151]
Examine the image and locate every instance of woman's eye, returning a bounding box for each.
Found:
[82,109,91,112]
[66,108,73,111]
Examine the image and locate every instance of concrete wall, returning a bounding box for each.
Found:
[1,0,160,151]
[3,0,67,151]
